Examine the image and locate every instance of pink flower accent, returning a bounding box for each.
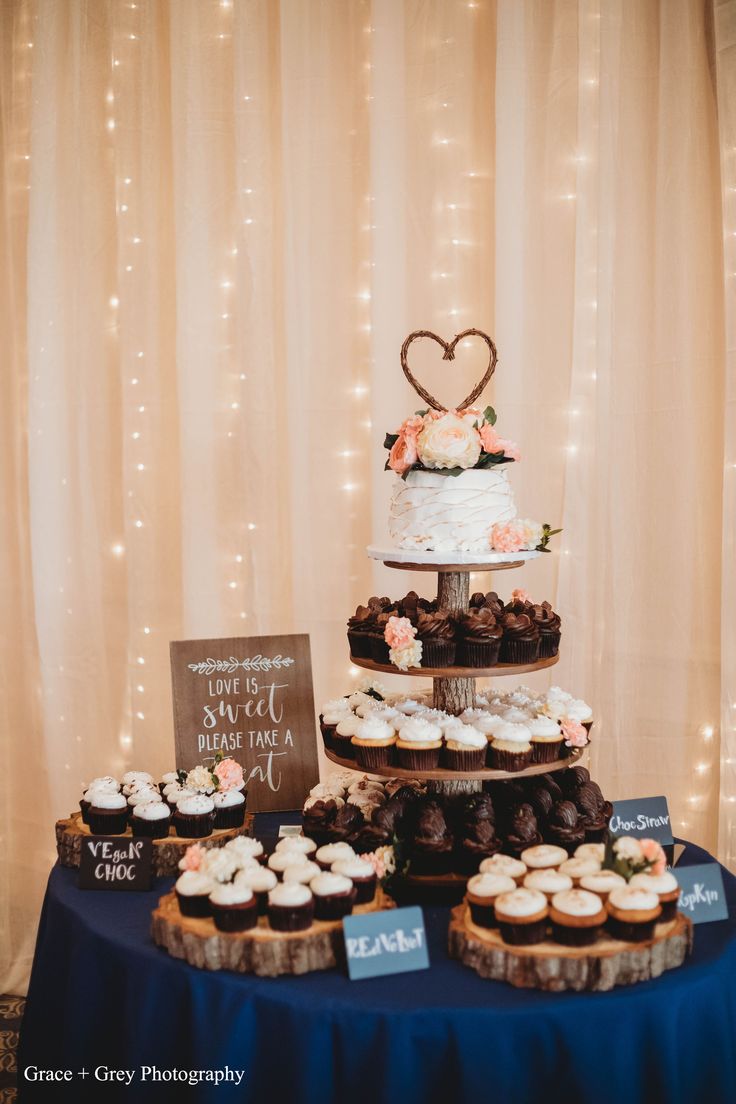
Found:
[384,615,416,650]
[181,843,204,871]
[511,588,530,603]
[640,839,666,875]
[364,851,386,880]
[561,718,588,748]
[496,437,520,462]
[490,521,527,553]
[460,407,484,426]
[388,415,423,475]
[214,756,244,793]
[479,423,504,454]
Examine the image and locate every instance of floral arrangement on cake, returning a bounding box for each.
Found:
[603,836,667,880]
[384,405,518,478]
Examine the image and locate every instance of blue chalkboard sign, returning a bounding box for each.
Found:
[343,906,429,981]
[675,863,729,925]
[608,796,673,845]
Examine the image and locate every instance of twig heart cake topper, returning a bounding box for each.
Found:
[400,328,498,412]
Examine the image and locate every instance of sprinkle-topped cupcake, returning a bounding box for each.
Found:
[352,716,397,771]
[331,856,377,904]
[605,885,662,942]
[130,800,171,839]
[173,794,215,839]
[494,888,549,945]
[523,868,573,901]
[550,888,606,946]
[466,873,516,928]
[212,789,246,830]
[488,722,532,772]
[175,871,215,917]
[479,854,528,885]
[442,724,487,772]
[629,871,681,922]
[87,791,129,836]
[520,844,568,870]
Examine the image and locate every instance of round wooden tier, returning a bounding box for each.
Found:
[323,745,583,782]
[56,812,254,878]
[151,888,394,977]
[448,902,693,992]
[350,653,559,680]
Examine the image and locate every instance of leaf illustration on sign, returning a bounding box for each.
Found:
[187,655,296,675]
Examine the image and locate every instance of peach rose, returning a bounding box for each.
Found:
[490,521,527,553]
[179,843,204,871]
[388,432,418,475]
[640,839,666,875]
[417,411,481,470]
[561,718,588,748]
[511,588,530,603]
[479,423,504,454]
[214,756,244,793]
[384,615,416,650]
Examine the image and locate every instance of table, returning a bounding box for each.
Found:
[18,819,736,1104]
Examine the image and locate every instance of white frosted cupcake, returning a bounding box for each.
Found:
[87,791,129,835]
[225,836,264,863]
[175,871,215,917]
[331,856,377,903]
[267,883,314,931]
[130,800,171,839]
[528,716,564,764]
[606,885,662,941]
[558,856,602,886]
[173,794,215,839]
[315,842,356,870]
[523,868,573,901]
[212,789,246,829]
[309,872,356,920]
[275,835,317,858]
[489,722,532,772]
[578,870,626,902]
[574,842,606,862]
[352,716,397,770]
[127,787,163,807]
[235,864,277,913]
[282,860,322,885]
[395,716,443,771]
[466,873,516,928]
[494,888,549,945]
[550,888,607,945]
[208,882,258,932]
[520,844,568,870]
[267,850,312,876]
[333,714,361,760]
[629,871,681,921]
[479,854,528,885]
[442,724,487,771]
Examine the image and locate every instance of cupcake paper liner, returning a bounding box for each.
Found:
[530,740,564,765]
[409,845,454,876]
[489,747,532,773]
[214,804,246,830]
[268,902,314,932]
[131,817,171,839]
[606,916,657,943]
[347,630,374,659]
[442,746,486,772]
[499,638,540,665]
[354,742,396,771]
[173,812,216,839]
[87,810,129,836]
[176,892,212,919]
[351,877,377,905]
[538,632,561,658]
[417,640,456,667]
[319,718,336,750]
[551,922,601,947]
[313,890,357,921]
[457,638,501,668]
[331,734,356,761]
[468,900,498,929]
[369,634,392,664]
[396,745,442,771]
[498,918,548,945]
[212,902,258,932]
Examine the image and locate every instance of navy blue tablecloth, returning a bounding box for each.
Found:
[18,819,736,1104]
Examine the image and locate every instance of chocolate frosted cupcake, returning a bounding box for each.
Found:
[173,794,216,839]
[267,883,314,932]
[544,800,585,855]
[175,871,215,917]
[499,613,540,665]
[488,722,533,772]
[466,873,516,928]
[212,789,246,830]
[209,883,258,932]
[347,605,376,658]
[371,609,400,664]
[309,872,356,920]
[504,589,533,616]
[575,781,611,842]
[130,800,171,839]
[352,716,397,770]
[629,872,681,922]
[442,724,487,771]
[606,885,661,942]
[456,818,501,875]
[411,803,454,875]
[395,716,443,770]
[531,601,562,658]
[528,717,564,764]
[504,803,543,858]
[87,791,129,835]
[415,610,456,667]
[550,888,606,946]
[302,796,344,845]
[457,608,503,667]
[494,888,549,945]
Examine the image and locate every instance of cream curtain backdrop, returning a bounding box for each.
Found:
[0,0,734,993]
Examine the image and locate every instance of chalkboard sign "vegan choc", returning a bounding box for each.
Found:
[79,837,153,891]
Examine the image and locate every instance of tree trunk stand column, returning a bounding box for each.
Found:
[431,570,480,794]
[433,570,473,716]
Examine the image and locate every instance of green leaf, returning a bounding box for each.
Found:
[384,432,399,451]
[414,408,428,417]
[483,405,497,426]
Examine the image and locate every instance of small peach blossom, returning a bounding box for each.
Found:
[179,843,204,871]
[490,521,527,553]
[384,615,416,650]
[511,588,530,603]
[479,423,505,454]
[561,718,588,747]
[496,437,520,461]
[388,432,418,475]
[214,756,244,793]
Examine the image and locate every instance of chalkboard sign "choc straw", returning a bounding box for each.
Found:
[170,634,320,813]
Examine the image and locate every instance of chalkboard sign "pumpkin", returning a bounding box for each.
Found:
[170,634,320,813]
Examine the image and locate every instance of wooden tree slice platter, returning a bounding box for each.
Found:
[56,812,255,878]
[323,746,583,781]
[448,903,694,992]
[151,888,394,976]
[349,654,559,679]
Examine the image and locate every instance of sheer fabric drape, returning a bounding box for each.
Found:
[1,0,733,993]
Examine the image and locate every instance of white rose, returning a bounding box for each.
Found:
[186,765,215,794]
[517,518,543,550]
[201,849,240,882]
[417,413,481,470]
[389,639,423,671]
[613,836,642,862]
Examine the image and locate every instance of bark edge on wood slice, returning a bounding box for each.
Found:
[448,904,693,992]
[55,812,255,877]
[151,888,394,977]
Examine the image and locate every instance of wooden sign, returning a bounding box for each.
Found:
[170,634,319,813]
[79,836,153,892]
[343,906,430,980]
[675,863,729,924]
